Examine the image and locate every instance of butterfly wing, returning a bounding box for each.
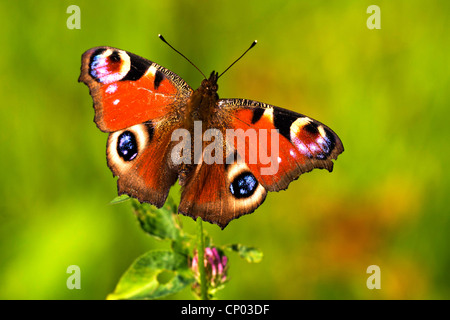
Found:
[106,121,181,207]
[79,46,192,132]
[178,99,344,228]
[223,99,344,192]
[179,149,268,229]
[79,47,191,207]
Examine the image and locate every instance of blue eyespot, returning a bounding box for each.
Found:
[117,131,138,161]
[229,172,258,199]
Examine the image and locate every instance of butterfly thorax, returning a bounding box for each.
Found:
[184,71,219,129]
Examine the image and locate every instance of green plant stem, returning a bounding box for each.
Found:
[196,217,208,300]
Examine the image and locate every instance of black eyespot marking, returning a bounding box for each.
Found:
[121,52,151,81]
[273,110,296,141]
[117,131,138,161]
[251,108,265,124]
[229,172,258,199]
[304,122,319,135]
[109,50,121,62]
[154,70,165,90]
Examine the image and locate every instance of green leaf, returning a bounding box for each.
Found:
[107,250,194,300]
[132,199,181,241]
[171,234,194,256]
[225,244,263,263]
[109,194,130,205]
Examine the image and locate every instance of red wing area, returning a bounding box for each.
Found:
[79,47,192,132]
[178,162,229,226]
[178,153,267,229]
[220,99,344,192]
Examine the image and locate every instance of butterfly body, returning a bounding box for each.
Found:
[79,46,343,228]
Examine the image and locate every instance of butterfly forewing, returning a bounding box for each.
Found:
[218,99,344,190]
[79,46,192,132]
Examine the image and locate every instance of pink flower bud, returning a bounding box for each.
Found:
[191,246,228,290]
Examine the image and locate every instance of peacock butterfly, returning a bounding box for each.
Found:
[78,39,344,229]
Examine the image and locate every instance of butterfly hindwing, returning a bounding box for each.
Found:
[179,147,267,229]
[79,46,192,132]
[106,120,180,208]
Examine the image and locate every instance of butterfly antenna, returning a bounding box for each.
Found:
[158,34,207,79]
[218,40,257,79]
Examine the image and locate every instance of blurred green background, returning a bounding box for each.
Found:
[0,0,449,299]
